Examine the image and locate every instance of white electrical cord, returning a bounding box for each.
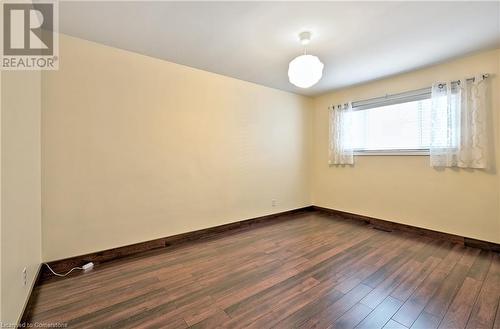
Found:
[44,262,94,277]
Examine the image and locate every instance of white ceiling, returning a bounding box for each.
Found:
[58,1,500,96]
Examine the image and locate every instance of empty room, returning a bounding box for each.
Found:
[1,1,500,328]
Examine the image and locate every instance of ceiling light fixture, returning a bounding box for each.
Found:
[288,31,324,89]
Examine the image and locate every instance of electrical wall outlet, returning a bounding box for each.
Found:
[22,267,27,286]
[272,199,277,207]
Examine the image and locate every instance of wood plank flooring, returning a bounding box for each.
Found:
[24,211,500,329]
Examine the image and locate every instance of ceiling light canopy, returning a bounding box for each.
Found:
[288,31,324,89]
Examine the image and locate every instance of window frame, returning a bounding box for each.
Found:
[350,87,432,156]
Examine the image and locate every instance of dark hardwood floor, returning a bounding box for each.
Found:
[25,211,500,329]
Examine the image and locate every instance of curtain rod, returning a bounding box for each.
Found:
[437,73,489,89]
[331,73,490,109]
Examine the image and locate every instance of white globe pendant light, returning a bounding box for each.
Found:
[288,32,324,88]
[288,55,324,88]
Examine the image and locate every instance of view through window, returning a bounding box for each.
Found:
[349,98,433,152]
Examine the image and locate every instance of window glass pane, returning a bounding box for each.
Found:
[350,98,432,151]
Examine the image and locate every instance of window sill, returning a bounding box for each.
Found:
[353,149,430,156]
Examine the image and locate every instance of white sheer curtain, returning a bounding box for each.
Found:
[430,75,488,168]
[329,103,354,165]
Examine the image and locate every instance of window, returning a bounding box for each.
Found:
[349,88,433,155]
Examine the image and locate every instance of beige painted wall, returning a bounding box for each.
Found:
[313,49,500,243]
[1,70,2,324]
[1,70,3,324]
[42,34,313,261]
[42,34,499,263]
[1,70,42,325]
